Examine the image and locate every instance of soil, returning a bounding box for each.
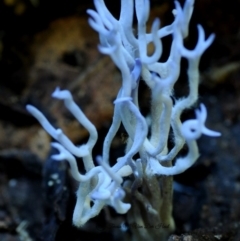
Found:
[0,0,239,241]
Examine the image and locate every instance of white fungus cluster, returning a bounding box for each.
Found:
[26,0,220,227]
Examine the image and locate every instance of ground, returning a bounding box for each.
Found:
[0,0,239,240]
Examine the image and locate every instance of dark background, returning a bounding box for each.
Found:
[0,0,240,240]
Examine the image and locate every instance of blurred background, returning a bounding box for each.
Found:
[0,0,240,240]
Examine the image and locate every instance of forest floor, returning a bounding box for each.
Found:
[0,0,240,240]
